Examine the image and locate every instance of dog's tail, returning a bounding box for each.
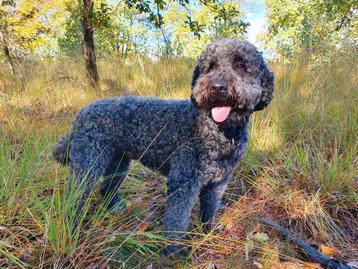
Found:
[53,134,70,165]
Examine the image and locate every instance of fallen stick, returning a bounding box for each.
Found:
[262,217,354,269]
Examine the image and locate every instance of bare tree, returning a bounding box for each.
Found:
[81,0,99,87]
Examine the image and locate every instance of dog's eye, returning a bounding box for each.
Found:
[207,62,216,72]
[234,62,246,71]
[233,56,247,71]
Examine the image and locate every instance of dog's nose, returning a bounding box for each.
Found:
[212,80,227,92]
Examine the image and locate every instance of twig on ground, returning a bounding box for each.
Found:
[262,217,354,269]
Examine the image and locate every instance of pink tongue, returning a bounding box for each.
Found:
[211,106,232,123]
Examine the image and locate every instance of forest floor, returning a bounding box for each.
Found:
[0,55,357,268]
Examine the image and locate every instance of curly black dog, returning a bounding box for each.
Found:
[53,38,274,254]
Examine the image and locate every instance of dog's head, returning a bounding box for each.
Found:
[191,39,274,123]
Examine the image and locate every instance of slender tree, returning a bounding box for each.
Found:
[82,0,99,87]
[63,0,248,87]
[0,0,15,75]
[0,30,15,75]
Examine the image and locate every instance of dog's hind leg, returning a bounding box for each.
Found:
[100,153,130,211]
[67,137,117,221]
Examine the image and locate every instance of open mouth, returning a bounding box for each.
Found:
[211,106,232,123]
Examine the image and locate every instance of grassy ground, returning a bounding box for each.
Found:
[0,55,357,268]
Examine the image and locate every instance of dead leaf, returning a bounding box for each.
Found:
[92,219,102,228]
[138,223,149,233]
[303,262,323,269]
[319,245,340,256]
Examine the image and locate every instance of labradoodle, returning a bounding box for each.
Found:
[53,38,274,254]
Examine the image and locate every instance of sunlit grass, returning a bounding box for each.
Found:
[0,54,357,267]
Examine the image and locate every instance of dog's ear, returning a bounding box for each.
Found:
[190,64,200,106]
[190,93,198,106]
[191,64,200,89]
[254,60,274,111]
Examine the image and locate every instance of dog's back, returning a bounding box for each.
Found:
[53,96,198,173]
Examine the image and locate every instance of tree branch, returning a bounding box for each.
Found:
[262,217,354,269]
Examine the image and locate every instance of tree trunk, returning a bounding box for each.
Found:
[81,0,99,87]
[0,30,15,75]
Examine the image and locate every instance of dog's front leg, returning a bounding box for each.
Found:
[199,179,229,231]
[163,150,200,256]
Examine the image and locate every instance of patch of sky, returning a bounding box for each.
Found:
[241,0,268,51]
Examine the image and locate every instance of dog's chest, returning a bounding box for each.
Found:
[196,125,248,184]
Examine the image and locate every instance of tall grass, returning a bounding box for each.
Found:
[0,54,357,268]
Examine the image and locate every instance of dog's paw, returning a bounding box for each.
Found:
[107,195,127,214]
[202,220,215,233]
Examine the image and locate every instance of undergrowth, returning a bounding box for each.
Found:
[0,55,357,268]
